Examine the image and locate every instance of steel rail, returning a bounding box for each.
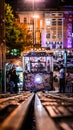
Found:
[0,93,34,130]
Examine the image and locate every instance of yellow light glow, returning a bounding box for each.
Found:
[33,14,39,19]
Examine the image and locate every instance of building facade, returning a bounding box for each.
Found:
[16,8,73,52]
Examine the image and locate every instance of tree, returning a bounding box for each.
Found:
[5,4,22,50]
[5,3,32,56]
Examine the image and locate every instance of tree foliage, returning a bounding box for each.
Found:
[5,3,32,53]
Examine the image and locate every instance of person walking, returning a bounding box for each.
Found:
[12,69,19,93]
[59,64,65,93]
[8,69,15,94]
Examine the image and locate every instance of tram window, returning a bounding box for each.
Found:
[23,52,53,73]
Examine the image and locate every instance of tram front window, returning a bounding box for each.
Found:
[30,61,46,72]
[23,52,53,73]
[37,60,44,72]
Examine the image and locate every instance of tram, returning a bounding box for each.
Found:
[23,51,53,92]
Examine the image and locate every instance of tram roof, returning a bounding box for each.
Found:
[24,52,52,57]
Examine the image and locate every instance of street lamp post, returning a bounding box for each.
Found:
[32,0,40,50]
[32,0,35,49]
[32,16,35,48]
[27,0,40,50]
[32,14,40,48]
[0,0,6,93]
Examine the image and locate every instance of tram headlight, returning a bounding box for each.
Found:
[34,74,42,84]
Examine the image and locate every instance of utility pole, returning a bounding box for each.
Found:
[72,19,73,48]
[32,0,35,50]
[0,0,6,93]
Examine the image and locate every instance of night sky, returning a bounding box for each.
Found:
[5,0,73,11]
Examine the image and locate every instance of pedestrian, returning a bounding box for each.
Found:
[9,81,15,94]
[37,60,44,72]
[12,69,19,93]
[47,61,50,71]
[49,71,53,90]
[59,64,65,93]
[8,69,15,94]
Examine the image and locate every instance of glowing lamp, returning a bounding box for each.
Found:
[33,14,39,19]
[34,74,42,84]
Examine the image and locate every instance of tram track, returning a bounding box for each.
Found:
[37,92,73,130]
[0,91,73,130]
[0,92,32,109]
[0,92,35,130]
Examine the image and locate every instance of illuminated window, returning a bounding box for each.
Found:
[58,34,62,38]
[58,19,62,25]
[30,19,33,24]
[45,19,51,26]
[46,34,50,38]
[24,18,27,23]
[52,19,56,25]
